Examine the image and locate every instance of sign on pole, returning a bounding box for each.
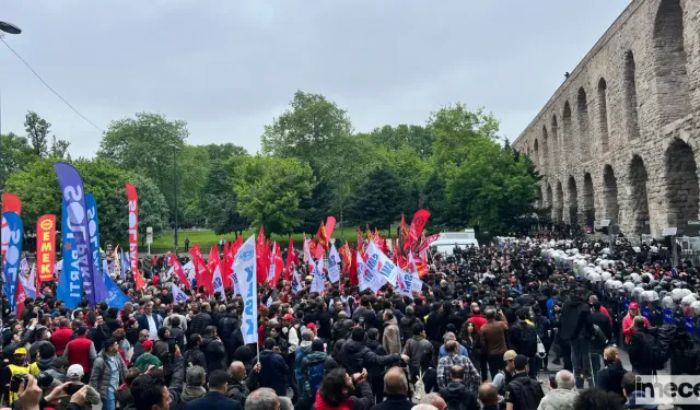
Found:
[146,226,153,255]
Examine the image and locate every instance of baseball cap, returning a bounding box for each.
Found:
[14,347,27,356]
[142,340,154,350]
[67,364,85,379]
[305,323,317,332]
[514,354,529,371]
[282,313,294,321]
[503,350,517,362]
[629,302,640,310]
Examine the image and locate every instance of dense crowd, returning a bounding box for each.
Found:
[2,232,700,410]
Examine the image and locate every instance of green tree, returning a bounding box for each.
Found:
[177,145,210,225]
[24,111,50,157]
[347,167,403,229]
[368,124,434,159]
[4,158,168,245]
[202,143,247,163]
[200,156,250,234]
[232,156,314,234]
[0,133,36,189]
[429,104,499,166]
[261,91,352,169]
[97,112,188,219]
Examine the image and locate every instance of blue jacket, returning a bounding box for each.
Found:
[186,391,242,410]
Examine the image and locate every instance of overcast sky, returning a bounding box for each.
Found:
[1,1,628,158]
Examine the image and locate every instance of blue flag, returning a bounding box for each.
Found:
[103,273,129,309]
[54,162,98,306]
[86,194,108,303]
[2,212,23,312]
[120,251,129,281]
[58,204,82,309]
[234,236,257,345]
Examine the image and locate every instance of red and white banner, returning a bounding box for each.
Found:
[36,214,57,284]
[168,254,191,289]
[126,183,145,290]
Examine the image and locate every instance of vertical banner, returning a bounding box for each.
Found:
[36,215,56,284]
[328,243,341,283]
[58,204,82,308]
[2,212,23,312]
[2,193,22,265]
[86,194,108,303]
[235,236,257,345]
[125,183,145,290]
[54,163,98,306]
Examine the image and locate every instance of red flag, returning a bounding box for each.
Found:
[169,254,191,289]
[356,228,365,254]
[284,237,296,281]
[399,213,409,254]
[405,209,431,252]
[205,245,220,294]
[190,244,211,293]
[325,216,336,241]
[221,241,233,289]
[418,233,440,254]
[15,279,26,317]
[133,269,146,290]
[36,214,57,284]
[375,230,389,254]
[256,226,269,283]
[270,241,283,286]
[1,193,21,215]
[340,242,352,275]
[125,183,140,277]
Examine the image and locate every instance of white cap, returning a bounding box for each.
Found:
[67,364,84,379]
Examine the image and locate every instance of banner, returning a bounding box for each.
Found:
[310,259,325,294]
[58,204,81,309]
[85,194,108,303]
[171,283,190,304]
[104,273,129,309]
[119,251,129,281]
[168,254,190,289]
[235,236,257,345]
[125,182,145,290]
[190,245,210,292]
[357,249,369,291]
[328,243,341,283]
[19,258,36,300]
[2,212,23,312]
[291,268,304,294]
[366,241,399,291]
[1,193,21,264]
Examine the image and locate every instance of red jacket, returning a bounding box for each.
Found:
[64,336,96,374]
[622,314,650,345]
[51,327,73,356]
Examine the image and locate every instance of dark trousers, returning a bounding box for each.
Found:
[487,353,505,380]
[560,341,573,372]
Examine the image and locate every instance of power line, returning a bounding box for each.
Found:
[0,36,104,133]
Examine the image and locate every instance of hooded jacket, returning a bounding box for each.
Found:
[439,381,480,410]
[340,338,400,375]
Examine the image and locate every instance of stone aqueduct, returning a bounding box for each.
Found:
[513,0,700,238]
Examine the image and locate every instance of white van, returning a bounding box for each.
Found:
[431,230,479,256]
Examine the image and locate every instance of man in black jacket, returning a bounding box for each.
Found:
[340,327,402,375]
[256,338,290,397]
[186,369,242,410]
[370,367,412,410]
[439,365,480,410]
[558,291,594,388]
[504,355,544,410]
[202,326,226,372]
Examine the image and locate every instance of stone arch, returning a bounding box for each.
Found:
[567,176,579,225]
[603,164,619,223]
[629,155,651,235]
[577,87,591,161]
[555,181,564,222]
[623,50,641,140]
[583,173,595,228]
[546,183,553,211]
[536,185,543,208]
[541,125,549,169]
[597,78,610,153]
[562,102,572,162]
[664,138,699,233]
[551,115,559,168]
[653,0,690,123]
[533,138,539,166]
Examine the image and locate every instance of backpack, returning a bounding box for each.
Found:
[303,356,326,398]
[643,326,675,370]
[590,324,609,351]
[519,323,538,357]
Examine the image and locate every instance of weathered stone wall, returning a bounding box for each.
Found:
[513,0,700,238]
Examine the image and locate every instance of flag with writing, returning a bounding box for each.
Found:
[235,236,258,345]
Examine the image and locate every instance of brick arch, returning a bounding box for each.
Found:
[664,138,699,232]
[653,0,690,123]
[623,50,641,140]
[546,182,553,212]
[567,175,579,225]
[628,155,651,235]
[603,164,619,223]
[597,78,610,153]
[554,180,564,222]
[577,87,591,161]
[550,115,559,168]
[541,125,549,169]
[533,138,539,166]
[583,172,595,228]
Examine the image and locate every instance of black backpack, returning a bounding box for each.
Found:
[518,323,538,357]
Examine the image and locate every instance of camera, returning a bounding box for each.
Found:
[10,374,28,393]
[36,372,54,389]
[64,382,83,395]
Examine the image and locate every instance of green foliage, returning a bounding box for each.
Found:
[429,104,499,166]
[0,133,36,189]
[347,167,403,229]
[3,158,168,245]
[24,111,50,157]
[232,155,314,234]
[97,112,188,219]
[200,156,250,235]
[261,90,352,169]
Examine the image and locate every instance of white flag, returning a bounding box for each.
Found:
[366,241,398,292]
[182,261,196,282]
[292,268,304,294]
[328,244,341,284]
[212,265,225,299]
[310,259,325,294]
[235,236,258,345]
[171,283,189,304]
[357,250,370,291]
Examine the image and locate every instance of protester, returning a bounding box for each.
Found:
[536,370,577,410]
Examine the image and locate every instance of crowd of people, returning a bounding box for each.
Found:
[1,231,700,410]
